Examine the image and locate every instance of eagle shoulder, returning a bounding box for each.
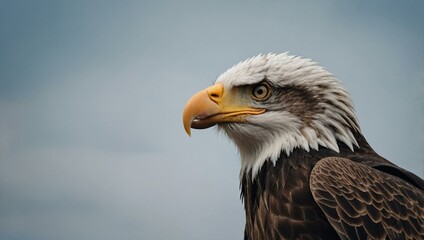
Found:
[310,157,424,240]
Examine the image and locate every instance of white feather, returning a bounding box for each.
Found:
[216,53,360,179]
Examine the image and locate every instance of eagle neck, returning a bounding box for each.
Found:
[240,131,383,182]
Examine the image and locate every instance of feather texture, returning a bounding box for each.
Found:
[310,157,424,239]
[191,53,424,239]
[241,134,424,239]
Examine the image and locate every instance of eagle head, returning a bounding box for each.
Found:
[183,53,360,176]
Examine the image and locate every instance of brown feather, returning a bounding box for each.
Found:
[241,132,424,239]
[310,157,424,239]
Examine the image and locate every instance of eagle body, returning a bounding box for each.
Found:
[183,53,424,239]
[242,132,423,239]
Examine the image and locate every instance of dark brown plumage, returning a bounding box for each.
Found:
[183,53,424,240]
[241,132,424,240]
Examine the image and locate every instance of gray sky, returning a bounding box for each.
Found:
[0,1,423,239]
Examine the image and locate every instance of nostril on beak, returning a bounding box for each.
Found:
[209,93,221,105]
[207,83,224,105]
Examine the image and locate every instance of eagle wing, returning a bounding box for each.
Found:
[310,157,424,240]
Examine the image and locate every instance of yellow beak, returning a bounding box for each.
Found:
[182,83,265,136]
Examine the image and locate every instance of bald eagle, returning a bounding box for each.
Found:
[182,53,424,239]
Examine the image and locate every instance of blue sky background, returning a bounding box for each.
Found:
[0,1,423,239]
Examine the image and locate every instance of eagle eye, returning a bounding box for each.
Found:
[252,83,271,101]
